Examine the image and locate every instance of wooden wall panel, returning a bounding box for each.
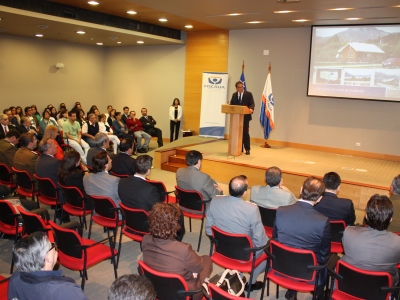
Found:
[183,30,229,134]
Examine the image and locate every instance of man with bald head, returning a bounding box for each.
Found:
[206,175,268,291]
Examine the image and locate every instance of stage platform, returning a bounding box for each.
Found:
[153,136,399,213]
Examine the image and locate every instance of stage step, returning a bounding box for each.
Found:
[169,154,186,164]
[161,161,185,172]
[160,148,189,172]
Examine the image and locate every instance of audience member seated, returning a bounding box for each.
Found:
[314,171,356,226]
[273,176,331,300]
[388,174,400,233]
[86,133,109,169]
[83,151,121,208]
[0,130,20,170]
[42,125,64,160]
[176,150,223,203]
[63,111,89,164]
[76,109,87,128]
[8,232,88,300]
[104,105,113,120]
[142,203,212,300]
[251,166,297,209]
[112,112,132,139]
[81,113,99,148]
[17,116,40,141]
[39,110,58,136]
[3,108,18,126]
[111,138,136,175]
[108,274,156,300]
[121,106,129,124]
[98,114,120,154]
[206,175,267,291]
[107,109,116,127]
[0,184,38,211]
[0,113,15,139]
[126,111,151,153]
[57,108,68,131]
[13,132,38,180]
[139,108,163,147]
[24,106,39,130]
[342,194,400,286]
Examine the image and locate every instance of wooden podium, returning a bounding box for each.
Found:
[221,104,251,156]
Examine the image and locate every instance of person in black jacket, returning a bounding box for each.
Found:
[139,108,163,147]
[111,138,136,175]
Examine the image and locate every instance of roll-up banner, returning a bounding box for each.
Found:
[199,72,229,138]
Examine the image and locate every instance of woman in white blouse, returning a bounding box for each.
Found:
[169,98,182,142]
[98,114,120,154]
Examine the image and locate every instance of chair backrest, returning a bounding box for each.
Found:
[211,226,253,262]
[109,171,129,178]
[138,260,190,300]
[258,206,277,228]
[175,186,204,212]
[0,276,9,300]
[59,183,85,209]
[330,220,346,243]
[89,195,118,220]
[33,174,57,199]
[208,283,251,300]
[0,164,13,185]
[269,240,317,282]
[19,209,49,236]
[12,167,34,191]
[0,200,18,227]
[49,220,84,259]
[120,203,149,235]
[147,180,169,203]
[335,260,393,300]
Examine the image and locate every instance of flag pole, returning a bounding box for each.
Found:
[261,62,272,149]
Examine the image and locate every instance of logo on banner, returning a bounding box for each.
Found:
[204,76,225,89]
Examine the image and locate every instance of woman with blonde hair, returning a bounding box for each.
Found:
[42,125,64,160]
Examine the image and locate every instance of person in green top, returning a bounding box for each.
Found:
[63,111,89,164]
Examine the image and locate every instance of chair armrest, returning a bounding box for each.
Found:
[80,236,112,249]
[381,286,400,294]
[177,287,203,296]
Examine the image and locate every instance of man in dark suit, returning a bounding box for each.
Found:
[0,130,20,170]
[139,108,163,147]
[86,133,109,168]
[111,138,135,175]
[273,177,331,300]
[0,113,16,139]
[121,106,129,124]
[17,116,40,140]
[230,81,255,155]
[314,172,356,225]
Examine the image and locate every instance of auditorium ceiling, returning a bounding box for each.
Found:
[0,0,399,46]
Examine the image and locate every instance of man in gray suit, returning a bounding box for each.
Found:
[83,151,121,209]
[206,175,268,291]
[388,174,400,233]
[250,166,297,209]
[86,133,109,168]
[342,194,400,286]
[176,150,223,201]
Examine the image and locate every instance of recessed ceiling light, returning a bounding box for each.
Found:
[35,34,43,37]
[77,30,85,34]
[158,18,168,22]
[345,17,361,20]
[185,25,193,28]
[228,13,240,16]
[117,42,121,44]
[127,10,137,15]
[292,19,309,22]
[137,41,144,44]
[247,21,262,24]
[96,42,103,45]
[329,8,353,11]
[274,10,293,13]
[88,1,99,5]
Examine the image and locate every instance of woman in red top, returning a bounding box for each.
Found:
[42,125,64,160]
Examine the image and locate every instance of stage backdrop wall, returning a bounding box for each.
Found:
[228,28,400,156]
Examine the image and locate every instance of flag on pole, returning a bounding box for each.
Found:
[260,72,275,140]
[240,61,247,91]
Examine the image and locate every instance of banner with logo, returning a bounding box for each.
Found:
[199,72,229,138]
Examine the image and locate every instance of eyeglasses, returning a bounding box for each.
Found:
[48,242,58,253]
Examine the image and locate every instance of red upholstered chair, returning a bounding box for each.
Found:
[0,276,9,300]
[257,206,277,238]
[329,220,346,254]
[208,283,255,300]
[12,167,38,204]
[59,183,92,229]
[175,186,208,252]
[261,240,327,300]
[147,179,176,203]
[59,130,73,153]
[49,220,118,290]
[33,174,61,222]
[138,260,203,300]
[109,171,129,178]
[329,260,400,300]
[396,233,400,270]
[119,203,149,248]
[0,164,17,194]
[209,226,268,298]
[19,208,54,242]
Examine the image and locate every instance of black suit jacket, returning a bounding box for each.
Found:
[121,114,129,124]
[0,125,16,139]
[35,154,64,202]
[314,192,356,225]
[230,91,255,121]
[16,124,36,135]
[111,153,135,175]
[273,201,331,265]
[118,176,162,211]
[139,116,157,131]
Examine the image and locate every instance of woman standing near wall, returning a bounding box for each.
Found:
[169,98,182,142]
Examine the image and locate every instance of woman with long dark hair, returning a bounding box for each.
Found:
[112,112,132,139]
[169,98,182,142]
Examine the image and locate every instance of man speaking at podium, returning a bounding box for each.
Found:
[230,81,255,155]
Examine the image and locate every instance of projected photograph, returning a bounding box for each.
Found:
[308,24,400,102]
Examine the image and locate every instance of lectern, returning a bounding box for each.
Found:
[221,104,251,156]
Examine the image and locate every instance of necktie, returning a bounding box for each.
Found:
[239,93,242,103]
[4,126,7,134]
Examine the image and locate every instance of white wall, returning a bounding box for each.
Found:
[228,28,400,156]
